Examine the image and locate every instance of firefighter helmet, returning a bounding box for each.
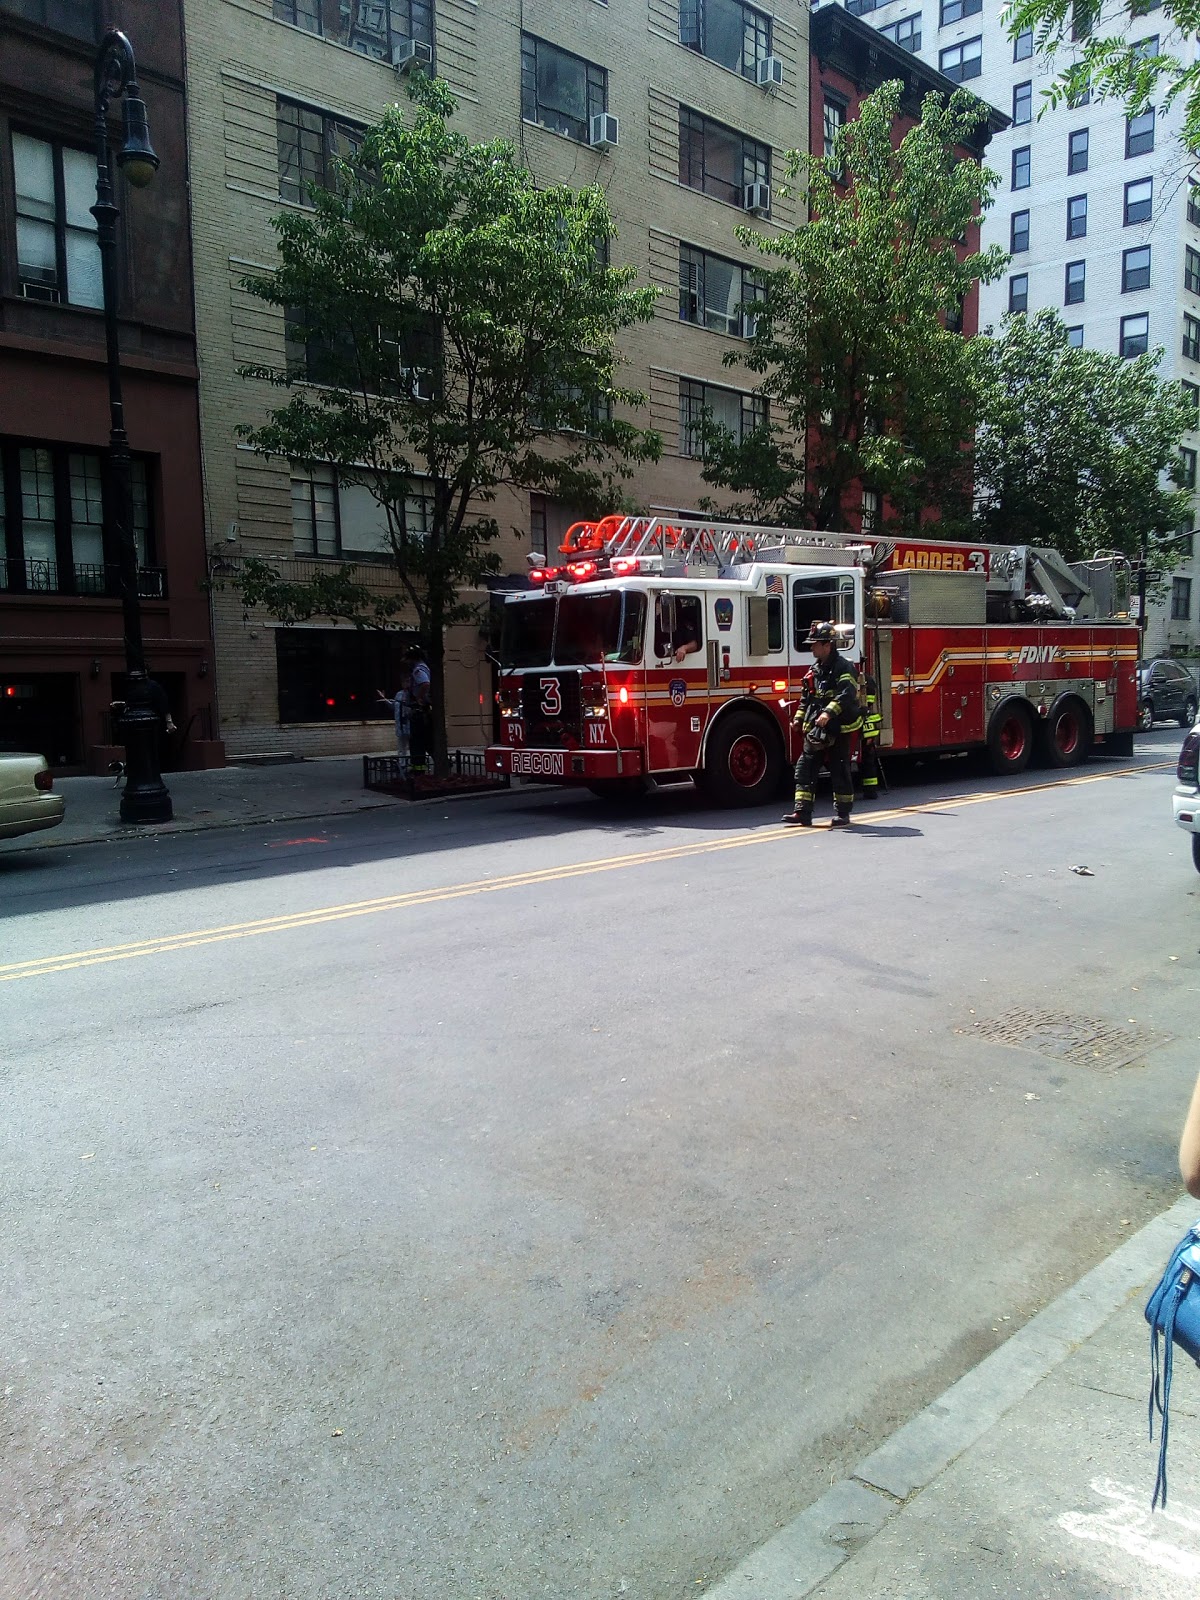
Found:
[806,621,837,646]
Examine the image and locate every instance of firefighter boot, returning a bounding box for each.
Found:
[831,805,852,827]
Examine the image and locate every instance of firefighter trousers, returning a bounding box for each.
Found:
[860,736,880,795]
[794,732,854,819]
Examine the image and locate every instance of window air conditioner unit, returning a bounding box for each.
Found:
[743,181,771,216]
[589,112,619,150]
[757,55,784,90]
[392,37,433,73]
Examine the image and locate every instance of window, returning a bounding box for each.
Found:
[1065,260,1086,304]
[679,245,763,336]
[940,0,981,22]
[1187,249,1200,296]
[1012,145,1031,189]
[1179,448,1198,490]
[1185,314,1200,361]
[1067,325,1084,347]
[290,462,431,558]
[11,132,101,308]
[653,594,704,658]
[1171,576,1193,621]
[1009,273,1029,313]
[880,14,921,50]
[1068,128,1088,173]
[276,627,415,724]
[276,98,363,205]
[529,495,590,557]
[1067,70,1091,107]
[271,0,432,61]
[793,573,855,648]
[1123,245,1151,292]
[1072,0,1096,38]
[1010,209,1030,253]
[1131,0,1163,12]
[823,97,846,162]
[521,36,606,144]
[1120,312,1149,357]
[939,37,982,81]
[679,108,770,206]
[1126,107,1155,156]
[1131,33,1159,60]
[1013,24,1033,58]
[0,0,96,38]
[845,0,878,12]
[861,488,880,535]
[0,438,156,596]
[1012,81,1032,124]
[679,379,766,457]
[679,0,771,79]
[1067,194,1087,238]
[1190,184,1200,228]
[1125,176,1153,224]
[1182,380,1200,416]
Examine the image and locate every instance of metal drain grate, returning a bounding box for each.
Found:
[963,1008,1170,1070]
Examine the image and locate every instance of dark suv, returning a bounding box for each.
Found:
[1138,658,1199,730]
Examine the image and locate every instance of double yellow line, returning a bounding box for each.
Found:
[0,758,1173,984]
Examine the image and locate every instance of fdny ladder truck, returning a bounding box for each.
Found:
[485,515,1139,806]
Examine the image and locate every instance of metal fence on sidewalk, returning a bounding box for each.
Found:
[363,750,509,798]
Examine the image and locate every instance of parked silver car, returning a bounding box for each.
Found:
[0,752,65,840]
[1174,722,1200,872]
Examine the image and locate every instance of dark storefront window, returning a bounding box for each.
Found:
[0,438,158,596]
[276,628,416,722]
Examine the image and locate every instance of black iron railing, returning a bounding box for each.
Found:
[0,558,167,599]
[363,749,509,796]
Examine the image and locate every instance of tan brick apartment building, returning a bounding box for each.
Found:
[185,0,809,757]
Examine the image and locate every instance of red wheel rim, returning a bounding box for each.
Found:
[999,716,1026,762]
[1054,712,1079,757]
[728,733,767,787]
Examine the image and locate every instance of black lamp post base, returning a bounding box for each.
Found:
[120,776,173,825]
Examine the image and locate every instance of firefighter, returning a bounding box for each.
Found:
[858,667,882,801]
[783,621,862,827]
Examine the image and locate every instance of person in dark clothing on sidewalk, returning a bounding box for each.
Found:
[783,622,862,827]
[407,645,432,775]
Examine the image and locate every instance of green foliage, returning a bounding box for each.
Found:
[234,75,659,767]
[1007,0,1200,155]
[699,81,1006,534]
[972,309,1195,563]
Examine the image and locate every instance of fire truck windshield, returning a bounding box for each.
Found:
[501,591,646,667]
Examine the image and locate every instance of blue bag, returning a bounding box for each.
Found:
[1145,1222,1200,1509]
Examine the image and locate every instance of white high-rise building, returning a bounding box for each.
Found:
[826,0,1200,661]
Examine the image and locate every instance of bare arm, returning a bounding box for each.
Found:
[1180,1070,1200,1198]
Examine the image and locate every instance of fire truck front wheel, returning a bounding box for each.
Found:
[1039,699,1093,768]
[987,701,1033,776]
[698,709,784,807]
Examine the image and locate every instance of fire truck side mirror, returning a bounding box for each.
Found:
[656,592,677,657]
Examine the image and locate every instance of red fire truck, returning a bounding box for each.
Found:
[485,516,1139,806]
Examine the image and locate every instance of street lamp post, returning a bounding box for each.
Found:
[92,29,172,824]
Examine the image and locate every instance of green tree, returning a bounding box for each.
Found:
[234,77,659,772]
[1006,0,1200,156]
[699,81,1007,534]
[972,309,1194,564]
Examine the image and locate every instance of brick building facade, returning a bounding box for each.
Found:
[185,0,809,758]
[0,0,219,772]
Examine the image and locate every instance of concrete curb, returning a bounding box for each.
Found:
[704,1195,1200,1598]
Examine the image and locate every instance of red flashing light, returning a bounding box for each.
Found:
[566,559,598,581]
[618,686,629,705]
[530,566,562,585]
[610,556,639,576]
[774,680,787,692]
[4,686,14,697]
[325,697,336,707]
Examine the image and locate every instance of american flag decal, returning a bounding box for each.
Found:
[765,574,784,595]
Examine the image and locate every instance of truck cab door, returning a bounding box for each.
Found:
[646,592,708,771]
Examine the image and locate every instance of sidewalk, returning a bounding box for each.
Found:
[0,755,416,853]
[709,1196,1200,1599]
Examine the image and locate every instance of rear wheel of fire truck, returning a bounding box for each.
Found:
[986,701,1033,776]
[1039,699,1092,768]
[698,709,784,807]
[586,778,649,802]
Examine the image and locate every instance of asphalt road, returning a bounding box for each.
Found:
[1,732,1197,1600]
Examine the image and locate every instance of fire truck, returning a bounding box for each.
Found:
[485,515,1139,806]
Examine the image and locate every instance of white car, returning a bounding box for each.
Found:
[1174,724,1200,872]
[0,752,65,840]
